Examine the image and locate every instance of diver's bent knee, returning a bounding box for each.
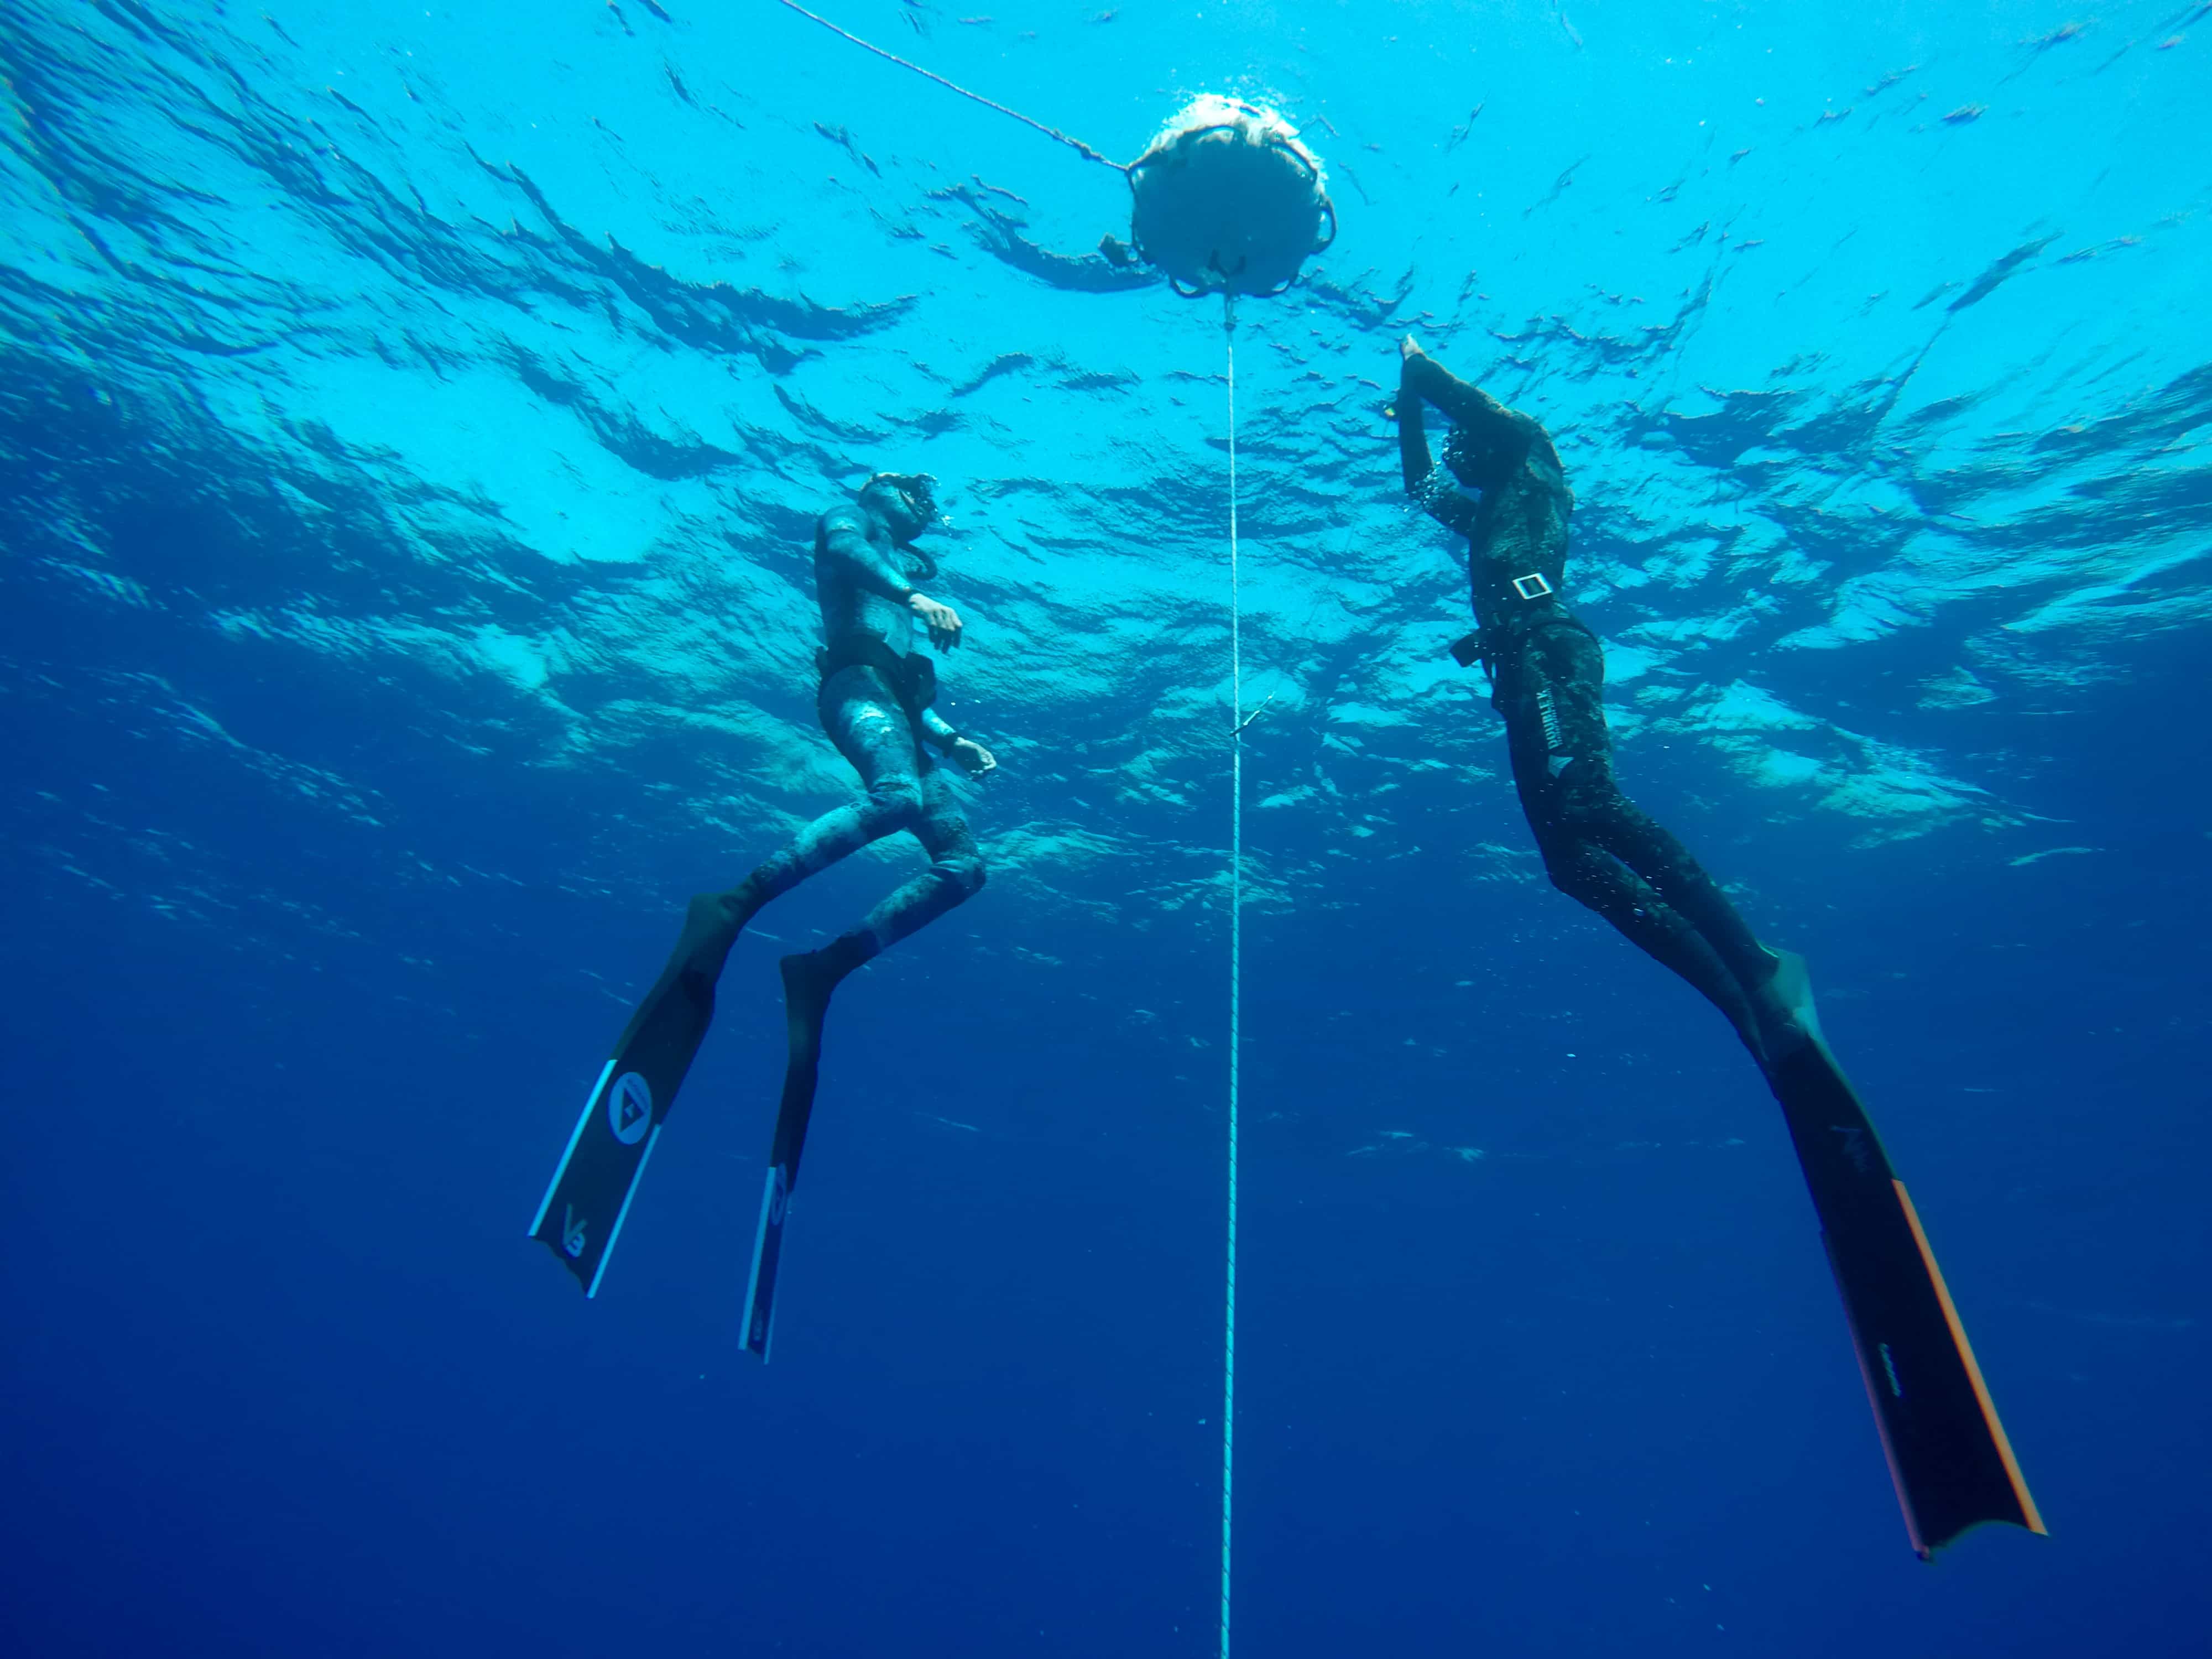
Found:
[1542,865,1591,901]
[865,777,927,820]
[1535,844,1601,903]
[685,890,742,929]
[937,853,986,898]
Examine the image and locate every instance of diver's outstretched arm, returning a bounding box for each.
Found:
[1400,345,1525,443]
[1396,345,1479,536]
[1397,362,1441,494]
[1399,338,1546,491]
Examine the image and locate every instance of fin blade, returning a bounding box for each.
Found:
[742,1164,791,1361]
[530,988,710,1295]
[1892,1180,2047,1538]
[530,1060,614,1240]
[587,1125,662,1300]
[1769,1037,2043,1556]
[743,993,827,1360]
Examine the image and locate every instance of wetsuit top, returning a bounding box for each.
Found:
[1397,353,1575,639]
[813,502,964,750]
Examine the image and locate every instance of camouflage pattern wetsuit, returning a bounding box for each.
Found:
[615,484,985,1063]
[1397,348,1780,1053]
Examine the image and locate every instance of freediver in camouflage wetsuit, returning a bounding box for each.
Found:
[615,469,995,1112]
[1390,342,2051,1557]
[1394,336,1803,1069]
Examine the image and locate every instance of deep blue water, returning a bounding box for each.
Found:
[4,2,2209,1654]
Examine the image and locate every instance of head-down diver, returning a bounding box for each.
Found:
[532,471,993,1313]
[1393,336,1799,1067]
[1390,338,2046,1555]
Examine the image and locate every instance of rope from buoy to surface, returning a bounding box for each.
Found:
[773,0,1125,171]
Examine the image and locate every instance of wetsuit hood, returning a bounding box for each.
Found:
[859,471,945,545]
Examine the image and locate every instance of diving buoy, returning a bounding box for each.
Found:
[1126,96,1336,299]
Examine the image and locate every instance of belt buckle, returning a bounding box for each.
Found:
[1512,572,1554,601]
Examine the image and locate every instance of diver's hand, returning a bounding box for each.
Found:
[950,737,996,777]
[1400,333,1426,363]
[909,592,963,650]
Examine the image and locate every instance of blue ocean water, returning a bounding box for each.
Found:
[4,0,2208,1652]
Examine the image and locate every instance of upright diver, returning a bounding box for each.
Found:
[1392,336,2044,1557]
[533,471,994,1354]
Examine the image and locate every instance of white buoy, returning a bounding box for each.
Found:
[1126,96,1335,299]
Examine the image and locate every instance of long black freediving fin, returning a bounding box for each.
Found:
[741,955,832,1361]
[529,980,713,1296]
[1765,952,2046,1558]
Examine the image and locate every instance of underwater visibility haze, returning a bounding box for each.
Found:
[3,1,2209,1654]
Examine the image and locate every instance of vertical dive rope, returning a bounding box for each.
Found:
[1219,292,1241,1659]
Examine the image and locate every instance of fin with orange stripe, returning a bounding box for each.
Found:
[1765,953,2046,1558]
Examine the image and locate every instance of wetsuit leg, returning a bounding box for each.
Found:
[786,739,985,993]
[613,665,931,1052]
[777,694,985,1124]
[1587,802,1774,986]
[1495,617,1769,1052]
[1546,622,1775,980]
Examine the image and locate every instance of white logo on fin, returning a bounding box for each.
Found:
[561,1203,588,1259]
[608,1071,653,1146]
[1547,754,1575,777]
